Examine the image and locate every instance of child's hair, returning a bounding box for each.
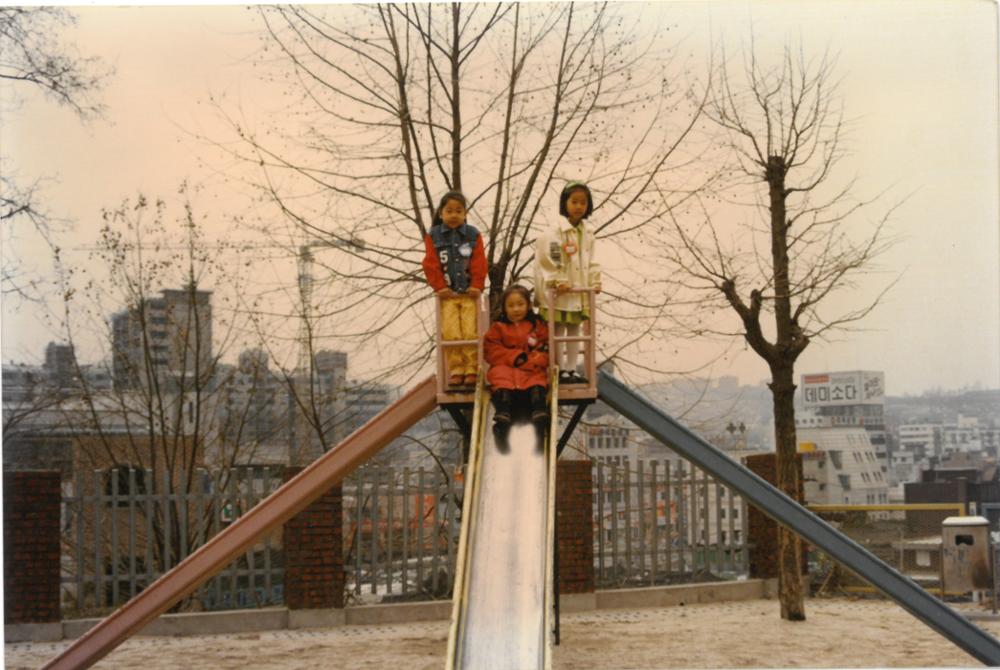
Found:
[497,283,540,324]
[433,191,468,227]
[558,181,593,219]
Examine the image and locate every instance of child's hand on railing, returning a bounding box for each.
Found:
[593,282,602,294]
[556,282,571,294]
[437,288,455,299]
[468,288,481,299]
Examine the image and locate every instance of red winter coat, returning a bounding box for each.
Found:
[484,317,550,391]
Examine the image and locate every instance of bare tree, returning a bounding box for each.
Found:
[0,7,113,301]
[50,190,283,607]
[658,44,897,620]
[206,2,707,380]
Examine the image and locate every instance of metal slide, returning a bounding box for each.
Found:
[43,375,440,670]
[447,377,559,670]
[597,370,1000,666]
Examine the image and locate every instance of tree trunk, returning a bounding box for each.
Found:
[770,363,806,621]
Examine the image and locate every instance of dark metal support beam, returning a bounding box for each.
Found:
[445,404,472,440]
[556,403,588,457]
[444,405,473,463]
[597,370,1000,666]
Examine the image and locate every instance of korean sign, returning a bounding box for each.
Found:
[801,371,884,407]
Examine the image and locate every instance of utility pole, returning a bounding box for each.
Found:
[290,237,363,466]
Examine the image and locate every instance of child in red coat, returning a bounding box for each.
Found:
[483,285,551,443]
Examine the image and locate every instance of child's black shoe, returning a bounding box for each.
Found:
[533,421,547,451]
[492,421,510,452]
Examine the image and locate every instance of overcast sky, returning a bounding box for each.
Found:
[2,1,997,396]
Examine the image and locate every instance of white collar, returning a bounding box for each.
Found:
[558,218,586,234]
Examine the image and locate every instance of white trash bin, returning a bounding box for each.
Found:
[942,516,992,595]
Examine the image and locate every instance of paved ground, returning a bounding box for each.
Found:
[8,598,1000,669]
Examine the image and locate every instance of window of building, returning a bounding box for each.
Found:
[104,467,149,506]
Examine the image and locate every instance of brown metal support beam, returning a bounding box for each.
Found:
[43,375,439,670]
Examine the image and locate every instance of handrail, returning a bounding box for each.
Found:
[546,286,597,397]
[542,368,560,669]
[445,379,489,670]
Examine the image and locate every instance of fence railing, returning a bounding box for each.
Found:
[60,465,285,616]
[60,459,750,616]
[343,464,465,603]
[592,458,750,587]
[806,503,965,596]
[343,460,751,599]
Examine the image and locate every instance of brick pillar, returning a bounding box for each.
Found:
[282,468,344,609]
[744,453,807,578]
[556,460,594,594]
[4,471,62,623]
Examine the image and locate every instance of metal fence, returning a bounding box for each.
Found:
[592,459,750,588]
[60,466,285,616]
[60,459,749,616]
[807,503,965,596]
[343,460,751,600]
[343,465,464,604]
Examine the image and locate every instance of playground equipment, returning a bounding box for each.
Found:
[546,287,598,401]
[43,287,1000,669]
[597,371,1000,666]
[435,293,490,406]
[41,377,439,670]
[445,374,560,670]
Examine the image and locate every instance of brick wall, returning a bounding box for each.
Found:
[556,460,594,594]
[282,468,344,609]
[4,471,61,623]
[744,453,807,579]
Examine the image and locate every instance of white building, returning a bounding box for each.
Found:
[941,415,984,455]
[898,423,942,460]
[889,449,920,487]
[800,370,889,480]
[798,412,889,506]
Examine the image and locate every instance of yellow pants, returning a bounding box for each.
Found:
[441,295,478,376]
